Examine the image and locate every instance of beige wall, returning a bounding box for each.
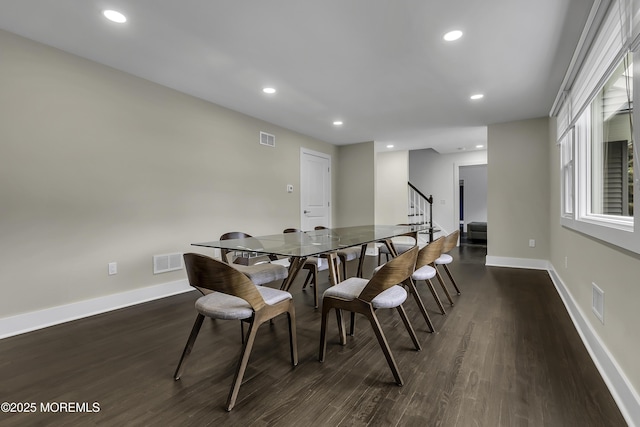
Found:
[375,150,408,225]
[487,118,550,260]
[335,142,375,227]
[0,30,338,318]
[548,119,640,401]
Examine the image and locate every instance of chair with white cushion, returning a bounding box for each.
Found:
[412,236,447,315]
[319,246,420,386]
[219,232,289,287]
[434,230,462,302]
[174,253,298,411]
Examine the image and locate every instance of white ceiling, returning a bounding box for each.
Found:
[0,0,594,153]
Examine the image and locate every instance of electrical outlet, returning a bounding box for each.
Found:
[529,239,536,248]
[108,262,117,275]
[287,184,294,193]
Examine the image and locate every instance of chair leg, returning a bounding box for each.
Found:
[404,278,435,333]
[302,270,313,289]
[287,304,299,366]
[396,304,421,351]
[312,272,319,309]
[434,265,455,306]
[443,264,462,295]
[364,306,403,386]
[349,311,356,336]
[174,314,205,380]
[425,279,446,315]
[319,300,332,362]
[340,255,347,279]
[226,318,259,411]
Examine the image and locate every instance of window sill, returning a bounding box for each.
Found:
[560,216,639,255]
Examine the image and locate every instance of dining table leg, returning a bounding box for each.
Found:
[281,256,308,292]
[323,252,341,286]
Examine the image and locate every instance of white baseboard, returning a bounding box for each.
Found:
[547,265,639,427]
[0,279,193,340]
[485,255,550,270]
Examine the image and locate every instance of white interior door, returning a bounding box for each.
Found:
[301,149,331,230]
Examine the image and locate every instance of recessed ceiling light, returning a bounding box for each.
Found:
[443,30,463,41]
[263,87,276,94]
[476,144,485,148]
[103,10,127,23]
[386,144,394,149]
[333,121,343,126]
[470,93,484,100]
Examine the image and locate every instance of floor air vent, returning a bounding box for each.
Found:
[153,253,183,274]
[260,131,275,147]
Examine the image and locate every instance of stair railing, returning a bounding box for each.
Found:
[408,182,434,242]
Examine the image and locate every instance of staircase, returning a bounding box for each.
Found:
[408,182,435,242]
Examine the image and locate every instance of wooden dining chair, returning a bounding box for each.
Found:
[314,226,362,279]
[283,228,340,308]
[412,236,447,315]
[434,230,462,303]
[219,231,288,287]
[174,253,298,411]
[319,246,420,386]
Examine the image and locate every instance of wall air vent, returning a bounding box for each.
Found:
[153,253,183,274]
[260,131,275,147]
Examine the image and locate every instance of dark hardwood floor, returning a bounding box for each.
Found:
[0,246,626,426]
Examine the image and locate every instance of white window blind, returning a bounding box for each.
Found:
[555,0,633,141]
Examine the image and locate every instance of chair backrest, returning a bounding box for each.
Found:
[283,228,302,233]
[416,236,445,269]
[183,253,266,311]
[358,245,418,302]
[220,231,252,240]
[220,231,273,264]
[442,230,460,253]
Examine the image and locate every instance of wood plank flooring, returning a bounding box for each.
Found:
[0,245,627,426]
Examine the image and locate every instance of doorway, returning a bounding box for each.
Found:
[300,148,331,230]
[455,163,487,246]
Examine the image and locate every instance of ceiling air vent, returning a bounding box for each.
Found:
[260,131,275,147]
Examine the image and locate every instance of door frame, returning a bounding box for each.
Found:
[453,160,487,235]
[300,148,332,230]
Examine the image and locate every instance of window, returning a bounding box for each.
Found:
[570,54,634,232]
[553,0,639,254]
[589,54,634,219]
[560,130,574,217]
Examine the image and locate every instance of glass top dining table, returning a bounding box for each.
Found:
[191,224,428,291]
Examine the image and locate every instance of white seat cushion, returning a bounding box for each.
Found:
[337,246,361,262]
[378,243,414,255]
[323,277,407,309]
[231,263,288,285]
[412,264,436,280]
[435,254,453,265]
[307,256,340,271]
[195,286,291,320]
